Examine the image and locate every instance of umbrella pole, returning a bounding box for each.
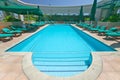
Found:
[27,11,31,29]
[27,11,30,24]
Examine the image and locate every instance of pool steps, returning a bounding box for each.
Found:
[32,53,91,76]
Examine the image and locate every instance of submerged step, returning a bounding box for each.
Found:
[33,57,89,61]
[36,65,88,72]
[33,61,87,66]
[32,52,91,58]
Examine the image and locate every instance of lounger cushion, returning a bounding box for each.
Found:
[0,34,14,38]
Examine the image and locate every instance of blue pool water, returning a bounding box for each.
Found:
[7,24,115,77]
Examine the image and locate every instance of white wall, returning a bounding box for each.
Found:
[0,11,4,21]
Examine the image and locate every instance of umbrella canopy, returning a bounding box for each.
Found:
[79,6,84,22]
[90,0,97,21]
[105,0,116,20]
[97,0,120,8]
[0,0,43,15]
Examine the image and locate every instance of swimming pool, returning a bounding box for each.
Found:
[7,24,115,77]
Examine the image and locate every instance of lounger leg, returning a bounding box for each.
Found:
[14,33,22,37]
[0,36,13,42]
[106,36,109,39]
[10,37,13,40]
[98,33,101,36]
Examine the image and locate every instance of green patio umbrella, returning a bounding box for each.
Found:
[90,0,97,21]
[79,6,84,22]
[105,0,116,20]
[0,0,43,15]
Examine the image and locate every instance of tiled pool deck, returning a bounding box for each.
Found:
[0,24,120,80]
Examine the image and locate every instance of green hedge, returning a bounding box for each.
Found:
[3,15,21,22]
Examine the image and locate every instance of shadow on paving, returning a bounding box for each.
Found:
[102,37,116,41]
[110,42,120,48]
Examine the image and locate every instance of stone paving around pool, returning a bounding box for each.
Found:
[0,54,28,80]
[97,54,120,80]
[0,24,120,80]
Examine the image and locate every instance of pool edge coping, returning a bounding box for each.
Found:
[22,52,102,80]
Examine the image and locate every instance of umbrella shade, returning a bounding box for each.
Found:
[0,0,43,15]
[90,0,97,21]
[0,6,42,15]
[79,6,84,22]
[97,0,120,8]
